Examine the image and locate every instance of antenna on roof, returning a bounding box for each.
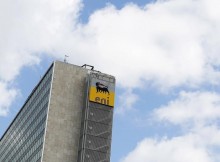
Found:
[64,55,69,63]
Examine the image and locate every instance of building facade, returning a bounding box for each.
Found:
[0,61,115,162]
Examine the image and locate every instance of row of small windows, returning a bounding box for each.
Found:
[0,107,48,161]
[0,87,50,156]
[0,95,49,158]
[10,128,45,162]
[0,106,48,160]
[0,66,53,162]
[0,69,52,146]
[1,73,51,143]
[26,143,43,162]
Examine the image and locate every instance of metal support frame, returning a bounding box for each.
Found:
[81,64,94,70]
[78,72,114,162]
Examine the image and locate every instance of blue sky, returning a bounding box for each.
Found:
[1,0,220,161]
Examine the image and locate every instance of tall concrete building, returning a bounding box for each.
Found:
[0,61,116,162]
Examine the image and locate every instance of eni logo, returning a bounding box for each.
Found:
[95,82,110,105]
[89,80,115,107]
[95,96,110,105]
[96,82,109,94]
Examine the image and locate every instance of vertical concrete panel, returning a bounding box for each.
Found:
[42,61,88,162]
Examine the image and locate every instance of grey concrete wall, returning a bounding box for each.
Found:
[41,61,88,162]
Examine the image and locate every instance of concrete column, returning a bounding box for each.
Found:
[42,61,88,162]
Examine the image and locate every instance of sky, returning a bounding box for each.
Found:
[1,0,220,161]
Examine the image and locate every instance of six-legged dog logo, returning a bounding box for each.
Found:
[96,82,109,95]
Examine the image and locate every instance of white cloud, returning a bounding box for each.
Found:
[154,91,220,125]
[124,91,220,162]
[1,0,218,89]
[0,0,82,115]
[0,83,17,116]
[121,125,220,162]
[116,89,139,114]
[1,0,220,114]
[122,90,220,162]
[121,134,212,162]
[0,0,82,81]
[75,0,220,89]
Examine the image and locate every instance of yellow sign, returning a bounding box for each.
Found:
[89,80,115,107]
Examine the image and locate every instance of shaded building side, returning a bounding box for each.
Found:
[0,63,53,162]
